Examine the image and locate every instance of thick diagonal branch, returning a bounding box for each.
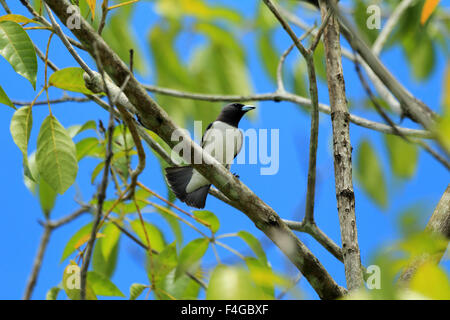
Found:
[398,184,450,284]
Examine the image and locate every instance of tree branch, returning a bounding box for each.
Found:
[398,184,450,284]
[318,0,363,291]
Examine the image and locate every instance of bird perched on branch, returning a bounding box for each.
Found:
[165,103,255,209]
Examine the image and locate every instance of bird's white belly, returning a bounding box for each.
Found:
[186,121,242,193]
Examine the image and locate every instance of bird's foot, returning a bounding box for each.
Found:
[232,172,240,179]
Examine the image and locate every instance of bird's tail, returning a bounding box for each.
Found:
[164,166,211,209]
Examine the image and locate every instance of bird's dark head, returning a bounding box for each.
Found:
[217,103,255,127]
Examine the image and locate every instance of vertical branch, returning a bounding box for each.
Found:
[318,0,363,291]
[79,45,116,300]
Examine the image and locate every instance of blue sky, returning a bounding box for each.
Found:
[0,0,448,300]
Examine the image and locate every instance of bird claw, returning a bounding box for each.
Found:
[232,173,240,179]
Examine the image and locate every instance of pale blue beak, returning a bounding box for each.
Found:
[242,105,255,112]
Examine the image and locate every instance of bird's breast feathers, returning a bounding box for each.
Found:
[201,121,243,165]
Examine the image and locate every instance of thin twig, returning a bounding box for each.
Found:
[23,223,52,300]
[143,84,432,139]
[79,45,115,300]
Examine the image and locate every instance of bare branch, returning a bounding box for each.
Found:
[319,0,363,290]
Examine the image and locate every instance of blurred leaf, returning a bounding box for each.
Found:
[155,205,183,247]
[421,0,441,25]
[384,135,418,179]
[237,230,267,265]
[91,161,105,184]
[436,63,450,151]
[45,286,61,300]
[403,31,435,80]
[93,222,120,278]
[150,241,178,284]
[356,140,388,208]
[61,223,93,262]
[157,0,241,23]
[0,21,37,88]
[410,262,450,299]
[86,0,97,20]
[258,30,278,82]
[206,265,265,299]
[193,210,220,233]
[130,220,166,252]
[76,137,102,161]
[87,271,125,297]
[312,41,327,81]
[62,261,97,300]
[0,14,39,24]
[0,85,13,108]
[175,238,209,280]
[38,177,57,218]
[49,67,94,94]
[67,120,97,138]
[129,283,148,300]
[292,60,308,98]
[158,268,201,300]
[354,0,378,44]
[36,115,78,194]
[102,6,146,74]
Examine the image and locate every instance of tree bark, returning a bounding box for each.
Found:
[319,0,363,291]
[398,184,450,284]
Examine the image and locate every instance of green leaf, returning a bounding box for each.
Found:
[61,223,93,263]
[92,222,120,278]
[23,152,38,193]
[0,14,40,24]
[292,60,308,98]
[36,115,78,194]
[129,283,148,300]
[130,220,165,252]
[49,67,94,94]
[62,261,97,300]
[38,177,57,218]
[10,106,32,157]
[91,161,105,184]
[403,32,435,80]
[206,265,265,300]
[158,268,201,300]
[410,262,450,300]
[67,120,97,138]
[102,6,146,74]
[175,238,209,280]
[45,286,61,300]
[385,135,418,179]
[0,85,13,108]
[155,206,183,247]
[356,140,388,208]
[76,137,101,161]
[87,271,125,297]
[193,210,220,233]
[258,30,278,82]
[237,230,267,265]
[0,21,37,88]
[149,241,178,286]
